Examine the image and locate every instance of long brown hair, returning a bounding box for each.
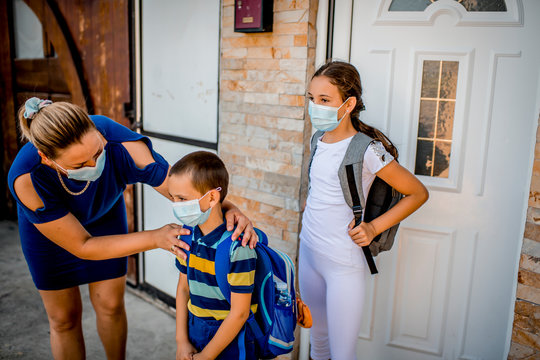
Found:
[312,60,398,159]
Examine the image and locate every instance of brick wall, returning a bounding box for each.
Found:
[218,0,318,261]
[509,115,540,359]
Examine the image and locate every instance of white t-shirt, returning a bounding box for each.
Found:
[300,135,394,267]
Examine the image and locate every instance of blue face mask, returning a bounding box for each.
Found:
[308,98,350,132]
[172,187,222,227]
[54,148,107,182]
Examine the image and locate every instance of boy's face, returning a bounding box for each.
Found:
[168,172,219,212]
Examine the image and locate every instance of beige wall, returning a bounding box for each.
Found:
[218,0,318,260]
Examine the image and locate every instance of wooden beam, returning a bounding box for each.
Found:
[23,0,92,112]
[0,0,19,219]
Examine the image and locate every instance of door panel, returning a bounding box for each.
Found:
[331,0,540,358]
[140,0,221,297]
[142,138,216,297]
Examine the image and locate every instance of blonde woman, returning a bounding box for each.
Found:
[8,98,257,360]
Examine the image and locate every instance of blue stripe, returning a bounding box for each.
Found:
[188,280,225,301]
[238,328,246,360]
[230,259,257,273]
[268,338,294,350]
[261,272,272,326]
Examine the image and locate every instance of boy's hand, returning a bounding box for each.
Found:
[153,224,191,260]
[192,353,211,360]
[348,220,377,247]
[224,207,258,249]
[176,341,197,360]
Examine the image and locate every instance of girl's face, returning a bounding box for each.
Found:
[39,130,106,173]
[307,75,356,128]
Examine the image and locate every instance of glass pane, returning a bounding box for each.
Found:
[433,141,451,178]
[389,0,431,11]
[440,61,459,99]
[418,100,437,138]
[421,61,440,98]
[13,0,45,59]
[460,0,507,12]
[437,101,455,140]
[415,140,434,176]
[415,59,459,178]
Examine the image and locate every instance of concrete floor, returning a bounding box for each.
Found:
[0,220,177,359]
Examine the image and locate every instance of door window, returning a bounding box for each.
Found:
[415,60,458,178]
[389,0,507,11]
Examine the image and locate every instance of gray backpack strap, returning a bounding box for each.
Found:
[307,130,325,186]
[338,132,374,209]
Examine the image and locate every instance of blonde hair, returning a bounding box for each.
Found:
[18,101,96,159]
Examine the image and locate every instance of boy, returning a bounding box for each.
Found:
[169,151,258,360]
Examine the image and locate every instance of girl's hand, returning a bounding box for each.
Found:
[176,341,197,360]
[348,220,377,247]
[152,223,191,260]
[224,207,259,249]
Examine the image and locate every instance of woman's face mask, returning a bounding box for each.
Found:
[172,187,221,227]
[54,147,106,182]
[308,97,350,132]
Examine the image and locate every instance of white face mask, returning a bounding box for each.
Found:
[171,187,222,227]
[54,148,107,182]
[308,98,350,132]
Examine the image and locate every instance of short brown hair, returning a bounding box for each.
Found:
[169,151,229,203]
[18,100,96,159]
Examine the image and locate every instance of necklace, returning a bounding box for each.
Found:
[56,170,90,196]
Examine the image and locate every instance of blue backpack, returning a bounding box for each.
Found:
[215,228,297,358]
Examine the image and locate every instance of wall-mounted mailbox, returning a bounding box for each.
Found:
[234,0,273,33]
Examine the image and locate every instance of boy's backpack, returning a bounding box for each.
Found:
[309,130,403,275]
[214,228,296,359]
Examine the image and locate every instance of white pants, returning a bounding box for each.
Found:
[298,241,366,360]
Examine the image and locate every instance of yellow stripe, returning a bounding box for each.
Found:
[189,255,215,275]
[227,270,256,286]
[188,301,259,320]
[176,256,187,267]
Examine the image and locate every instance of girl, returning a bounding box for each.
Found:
[298,61,429,360]
[8,98,257,360]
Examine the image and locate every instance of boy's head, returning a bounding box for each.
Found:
[168,151,229,204]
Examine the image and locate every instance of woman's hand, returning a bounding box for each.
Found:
[152,223,191,260]
[348,219,377,247]
[224,206,258,249]
[176,341,197,360]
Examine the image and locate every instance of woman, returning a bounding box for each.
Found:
[7,98,257,360]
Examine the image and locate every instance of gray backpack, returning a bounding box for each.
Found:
[309,131,403,274]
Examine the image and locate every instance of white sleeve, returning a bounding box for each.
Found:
[363,141,394,175]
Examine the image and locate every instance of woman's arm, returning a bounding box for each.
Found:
[122,140,172,199]
[13,173,190,260]
[193,292,252,360]
[176,273,196,360]
[123,140,258,248]
[348,160,429,246]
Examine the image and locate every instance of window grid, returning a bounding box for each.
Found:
[424,61,449,177]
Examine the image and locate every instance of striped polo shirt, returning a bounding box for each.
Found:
[175,222,258,321]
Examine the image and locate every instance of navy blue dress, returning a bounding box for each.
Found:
[8,116,169,290]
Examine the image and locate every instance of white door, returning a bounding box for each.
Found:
[138,0,220,298]
[330,0,540,359]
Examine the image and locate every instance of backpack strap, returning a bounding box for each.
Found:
[214,230,266,349]
[345,164,378,275]
[307,130,325,187]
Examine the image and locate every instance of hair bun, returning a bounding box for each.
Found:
[23,97,53,120]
